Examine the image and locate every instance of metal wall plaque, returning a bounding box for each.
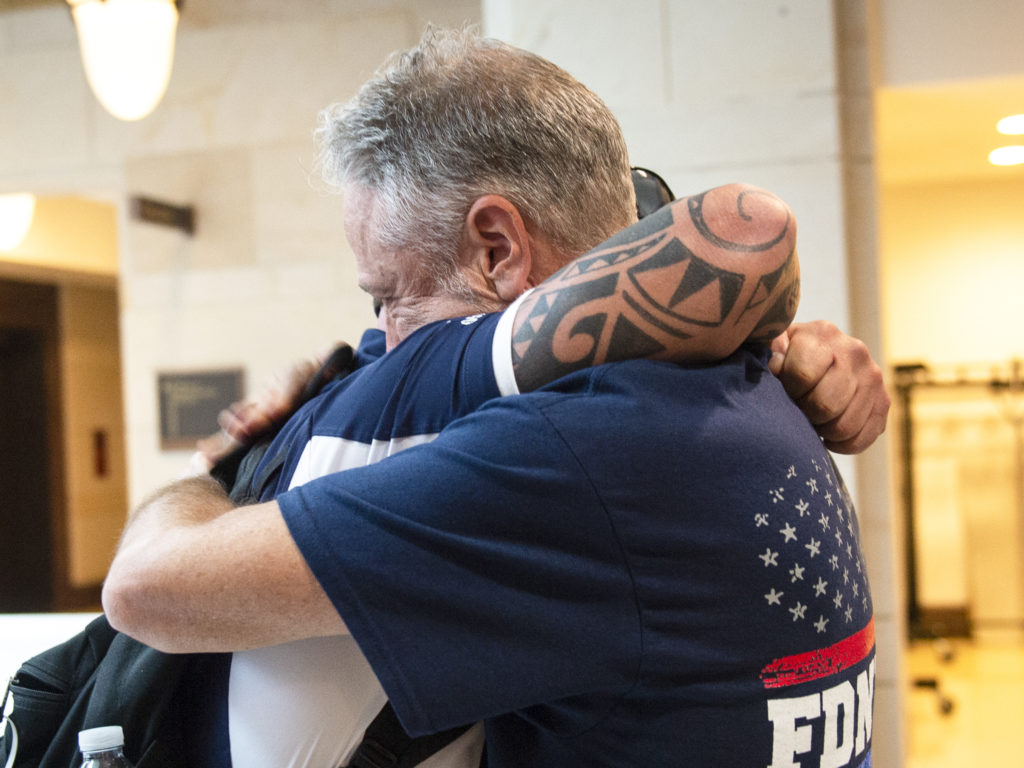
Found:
[130,196,196,235]
[157,369,244,450]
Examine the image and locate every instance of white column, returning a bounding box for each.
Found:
[483,1,901,764]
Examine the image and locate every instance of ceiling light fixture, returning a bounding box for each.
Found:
[997,114,1024,135]
[989,146,1024,167]
[67,0,180,121]
[0,193,37,251]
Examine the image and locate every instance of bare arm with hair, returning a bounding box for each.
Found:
[510,183,799,391]
[103,476,345,652]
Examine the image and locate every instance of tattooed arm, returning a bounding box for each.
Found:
[511,183,798,390]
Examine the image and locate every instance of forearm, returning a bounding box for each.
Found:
[103,476,345,653]
[511,183,799,390]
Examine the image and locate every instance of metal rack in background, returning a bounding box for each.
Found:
[893,359,1024,641]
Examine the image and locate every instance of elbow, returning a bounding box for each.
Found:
[725,183,800,342]
[102,561,148,643]
[102,560,188,653]
[730,182,796,246]
[714,182,797,266]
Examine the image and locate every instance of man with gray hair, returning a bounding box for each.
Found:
[315,26,638,314]
[105,27,886,768]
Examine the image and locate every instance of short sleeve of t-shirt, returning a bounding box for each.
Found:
[277,389,642,737]
[490,290,531,396]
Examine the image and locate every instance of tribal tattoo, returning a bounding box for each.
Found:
[511,184,799,391]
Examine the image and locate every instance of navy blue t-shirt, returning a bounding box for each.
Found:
[257,312,506,500]
[278,349,875,767]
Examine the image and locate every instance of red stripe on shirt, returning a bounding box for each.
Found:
[760,618,875,689]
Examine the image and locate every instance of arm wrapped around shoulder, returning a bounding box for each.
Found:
[509,182,800,391]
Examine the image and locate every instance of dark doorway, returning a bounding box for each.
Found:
[0,278,62,612]
[0,325,55,610]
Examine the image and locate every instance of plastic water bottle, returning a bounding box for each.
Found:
[78,726,135,768]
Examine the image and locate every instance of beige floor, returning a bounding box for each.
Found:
[905,638,1024,767]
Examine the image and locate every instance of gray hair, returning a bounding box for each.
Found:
[314,26,636,291]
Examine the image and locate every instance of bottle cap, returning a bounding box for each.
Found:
[78,725,125,752]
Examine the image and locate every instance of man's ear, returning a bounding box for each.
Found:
[463,195,535,302]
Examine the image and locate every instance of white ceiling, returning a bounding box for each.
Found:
[1,0,1020,188]
[876,75,1024,186]
[872,0,1024,186]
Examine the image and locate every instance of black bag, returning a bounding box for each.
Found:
[1,632,469,768]
[1,615,195,767]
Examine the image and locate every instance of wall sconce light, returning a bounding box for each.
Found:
[0,193,36,251]
[67,0,180,121]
